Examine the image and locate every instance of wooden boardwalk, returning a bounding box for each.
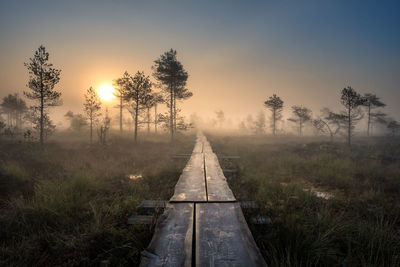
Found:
[140,133,266,267]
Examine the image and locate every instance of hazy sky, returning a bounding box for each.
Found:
[1,0,399,128]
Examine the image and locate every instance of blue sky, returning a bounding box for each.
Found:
[0,0,399,129]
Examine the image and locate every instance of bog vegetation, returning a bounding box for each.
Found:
[0,45,399,266]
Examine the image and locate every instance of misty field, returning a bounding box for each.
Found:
[1,133,400,266]
[0,133,194,266]
[209,134,400,266]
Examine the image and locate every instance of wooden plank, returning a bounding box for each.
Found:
[204,153,236,202]
[196,203,267,267]
[170,152,207,202]
[202,139,213,153]
[140,203,194,267]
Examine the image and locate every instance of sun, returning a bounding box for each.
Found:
[98,84,115,101]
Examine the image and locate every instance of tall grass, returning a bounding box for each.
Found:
[0,133,195,266]
[209,134,400,267]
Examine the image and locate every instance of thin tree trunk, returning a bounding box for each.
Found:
[134,101,138,143]
[173,92,177,133]
[299,120,302,136]
[170,85,174,141]
[348,107,351,146]
[40,69,44,146]
[119,95,123,133]
[273,109,276,136]
[367,104,371,137]
[154,103,158,134]
[147,107,150,134]
[90,111,93,144]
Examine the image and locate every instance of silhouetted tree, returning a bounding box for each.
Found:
[264,94,283,136]
[0,93,27,130]
[387,120,400,136]
[362,93,386,136]
[312,108,345,142]
[84,86,102,144]
[116,71,152,143]
[64,111,87,132]
[153,49,189,141]
[24,45,61,145]
[340,86,365,146]
[288,106,312,136]
[253,111,266,135]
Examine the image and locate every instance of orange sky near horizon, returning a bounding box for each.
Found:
[1,1,399,132]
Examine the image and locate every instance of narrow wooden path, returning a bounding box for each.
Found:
[140,133,266,267]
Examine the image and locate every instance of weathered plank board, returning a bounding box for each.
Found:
[196,203,267,267]
[140,203,194,267]
[204,153,236,202]
[170,152,207,202]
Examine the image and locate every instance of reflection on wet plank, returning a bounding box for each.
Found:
[170,152,207,202]
[205,152,235,202]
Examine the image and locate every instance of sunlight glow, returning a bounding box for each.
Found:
[98,84,115,101]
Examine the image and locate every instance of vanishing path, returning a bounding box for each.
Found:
[140,133,267,267]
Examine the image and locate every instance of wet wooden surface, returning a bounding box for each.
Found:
[140,203,194,267]
[141,132,266,266]
[204,152,235,202]
[170,152,207,202]
[196,203,267,267]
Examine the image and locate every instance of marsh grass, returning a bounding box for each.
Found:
[209,134,400,267]
[0,132,194,266]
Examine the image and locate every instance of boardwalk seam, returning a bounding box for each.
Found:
[192,203,196,267]
[203,154,208,202]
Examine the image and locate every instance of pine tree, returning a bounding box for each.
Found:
[24,45,61,145]
[264,94,284,136]
[152,49,190,140]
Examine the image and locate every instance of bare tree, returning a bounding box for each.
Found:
[84,86,102,144]
[288,105,312,136]
[362,93,386,136]
[24,45,61,145]
[340,86,365,146]
[153,49,189,141]
[264,94,284,136]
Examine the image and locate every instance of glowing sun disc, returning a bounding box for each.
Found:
[98,84,115,101]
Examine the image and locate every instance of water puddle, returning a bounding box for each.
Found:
[127,174,143,180]
[304,187,333,200]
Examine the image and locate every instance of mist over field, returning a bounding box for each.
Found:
[0,1,399,266]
